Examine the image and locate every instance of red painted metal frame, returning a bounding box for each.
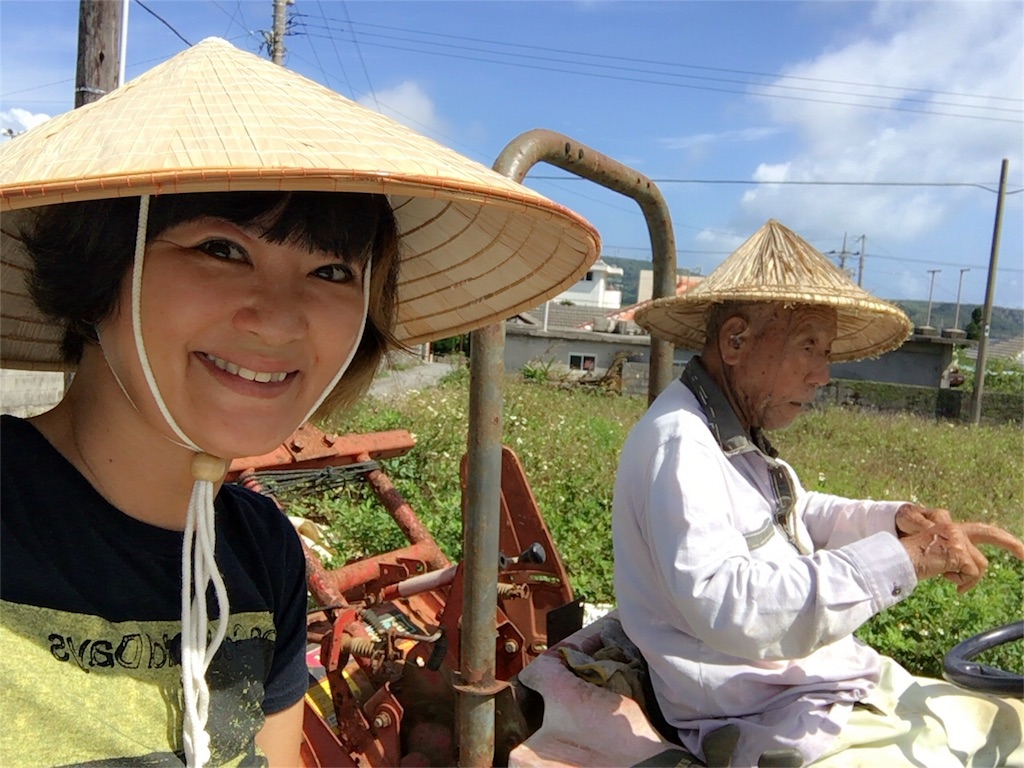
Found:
[234,422,575,766]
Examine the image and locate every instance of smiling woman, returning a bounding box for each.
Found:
[0,38,599,768]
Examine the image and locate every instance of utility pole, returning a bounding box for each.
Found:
[856,234,866,287]
[828,233,855,278]
[971,158,1009,425]
[925,269,941,327]
[68,0,123,394]
[953,268,970,329]
[271,0,288,64]
[75,0,122,108]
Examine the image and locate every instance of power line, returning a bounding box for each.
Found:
[316,0,353,96]
[291,17,1023,124]
[300,16,1023,105]
[604,243,1023,275]
[340,3,377,111]
[296,31,1023,125]
[133,0,192,47]
[531,176,1024,195]
[302,6,334,87]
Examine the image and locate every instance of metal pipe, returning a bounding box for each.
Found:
[358,452,450,570]
[458,321,506,766]
[380,564,458,602]
[452,129,677,765]
[492,128,677,403]
[327,541,441,595]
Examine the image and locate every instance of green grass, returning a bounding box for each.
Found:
[307,372,1023,678]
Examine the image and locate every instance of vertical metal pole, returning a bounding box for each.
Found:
[857,235,866,287]
[118,0,130,86]
[954,268,970,329]
[925,269,941,327]
[458,322,504,767]
[647,222,676,404]
[971,158,1009,424]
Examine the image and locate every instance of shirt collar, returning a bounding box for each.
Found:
[680,357,779,459]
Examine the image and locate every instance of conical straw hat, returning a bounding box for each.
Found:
[634,219,911,362]
[0,38,600,371]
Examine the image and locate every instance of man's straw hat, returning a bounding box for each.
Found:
[0,38,600,370]
[634,219,911,362]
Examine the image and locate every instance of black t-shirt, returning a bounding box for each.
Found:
[0,415,308,766]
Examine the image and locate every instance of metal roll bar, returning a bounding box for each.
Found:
[458,129,677,765]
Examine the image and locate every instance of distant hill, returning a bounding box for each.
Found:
[602,256,1024,340]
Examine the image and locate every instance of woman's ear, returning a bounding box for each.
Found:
[719,316,748,365]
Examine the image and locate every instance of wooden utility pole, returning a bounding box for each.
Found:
[75,0,122,108]
[271,0,288,64]
[68,0,122,392]
[971,158,1009,425]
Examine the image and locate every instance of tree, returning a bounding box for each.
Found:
[965,307,983,340]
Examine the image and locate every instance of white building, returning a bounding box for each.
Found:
[552,259,623,309]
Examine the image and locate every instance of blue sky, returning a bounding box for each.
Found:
[2,0,1022,309]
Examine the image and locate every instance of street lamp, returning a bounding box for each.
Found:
[925,269,941,327]
[954,268,971,329]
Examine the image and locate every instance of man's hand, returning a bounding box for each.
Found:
[894,503,954,538]
[900,522,1024,593]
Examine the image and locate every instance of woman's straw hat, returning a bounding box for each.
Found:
[0,38,600,370]
[634,219,911,362]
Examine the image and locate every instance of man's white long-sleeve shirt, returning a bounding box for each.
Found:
[613,362,918,766]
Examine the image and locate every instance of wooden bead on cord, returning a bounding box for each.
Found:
[191,453,231,483]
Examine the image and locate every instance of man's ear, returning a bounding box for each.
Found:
[719,316,748,365]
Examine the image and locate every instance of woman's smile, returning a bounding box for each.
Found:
[201,352,293,384]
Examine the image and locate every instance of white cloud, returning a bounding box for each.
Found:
[663,126,781,151]
[357,80,446,139]
[737,1,1022,244]
[1,107,51,140]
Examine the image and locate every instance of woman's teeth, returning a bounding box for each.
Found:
[205,353,288,383]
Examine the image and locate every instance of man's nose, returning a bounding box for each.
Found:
[808,357,831,387]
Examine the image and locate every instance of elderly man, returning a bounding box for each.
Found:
[613,219,1024,767]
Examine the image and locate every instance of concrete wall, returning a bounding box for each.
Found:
[830,337,956,389]
[505,326,691,376]
[1,369,64,417]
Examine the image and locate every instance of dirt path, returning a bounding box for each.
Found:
[367,359,453,401]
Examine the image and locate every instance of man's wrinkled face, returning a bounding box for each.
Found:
[730,305,836,431]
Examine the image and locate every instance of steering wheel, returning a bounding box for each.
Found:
[942,620,1023,697]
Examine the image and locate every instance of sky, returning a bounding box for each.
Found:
[2,0,1022,310]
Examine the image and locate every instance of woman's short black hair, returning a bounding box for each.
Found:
[21,190,402,414]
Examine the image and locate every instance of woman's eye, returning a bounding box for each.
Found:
[197,239,248,262]
[312,263,355,283]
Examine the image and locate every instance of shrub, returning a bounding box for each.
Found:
[521,357,557,384]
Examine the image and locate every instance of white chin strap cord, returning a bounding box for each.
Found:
[127,195,370,766]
